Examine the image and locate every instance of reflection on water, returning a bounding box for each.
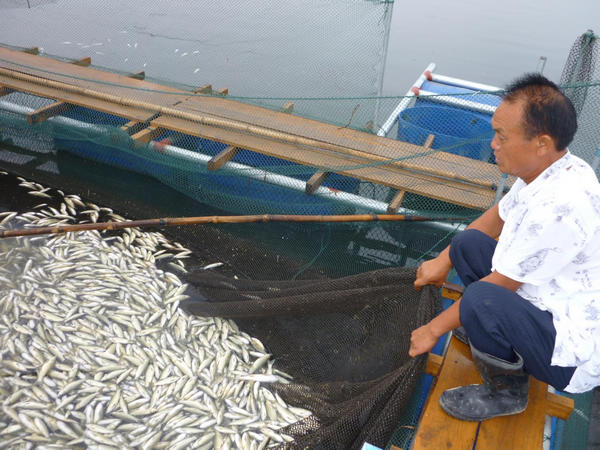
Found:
[0,0,393,126]
[0,0,57,9]
[384,0,600,94]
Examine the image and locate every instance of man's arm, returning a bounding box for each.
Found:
[414,204,504,290]
[409,205,511,358]
[409,270,522,357]
[480,270,522,291]
[469,203,505,240]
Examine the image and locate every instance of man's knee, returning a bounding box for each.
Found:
[459,281,516,359]
[449,229,486,263]
[460,281,500,325]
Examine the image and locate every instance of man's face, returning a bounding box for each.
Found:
[491,99,541,183]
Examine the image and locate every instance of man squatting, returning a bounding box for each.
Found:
[409,73,600,421]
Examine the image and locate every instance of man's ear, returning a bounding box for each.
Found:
[536,134,555,155]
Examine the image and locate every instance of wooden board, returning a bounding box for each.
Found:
[150,114,498,210]
[28,101,74,124]
[414,336,573,449]
[387,190,406,214]
[131,126,166,144]
[306,171,329,194]
[207,145,239,171]
[174,95,510,188]
[0,45,513,210]
[414,340,481,449]
[0,72,159,123]
[120,120,149,136]
[71,57,92,67]
[0,85,13,97]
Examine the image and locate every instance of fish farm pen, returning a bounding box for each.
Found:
[1,6,600,450]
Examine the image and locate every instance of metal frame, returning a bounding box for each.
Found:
[377,63,435,137]
[427,73,501,93]
[380,65,508,205]
[379,64,502,138]
[414,89,497,115]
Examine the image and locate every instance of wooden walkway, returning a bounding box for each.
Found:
[413,285,574,449]
[0,46,511,211]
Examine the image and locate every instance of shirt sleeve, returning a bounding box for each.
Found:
[493,201,589,285]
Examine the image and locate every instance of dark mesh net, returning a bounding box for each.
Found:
[560,30,598,115]
[181,267,440,449]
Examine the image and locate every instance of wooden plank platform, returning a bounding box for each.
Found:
[413,287,574,449]
[150,114,499,209]
[171,95,504,187]
[0,45,514,210]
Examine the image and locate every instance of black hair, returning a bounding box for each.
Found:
[503,73,578,150]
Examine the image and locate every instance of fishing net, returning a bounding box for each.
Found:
[0,170,440,449]
[180,267,440,449]
[560,30,598,115]
[560,30,600,167]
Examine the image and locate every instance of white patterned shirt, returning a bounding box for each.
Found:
[492,151,600,393]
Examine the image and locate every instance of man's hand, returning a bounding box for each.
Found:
[409,323,439,357]
[414,256,452,291]
[409,301,461,358]
[412,204,503,291]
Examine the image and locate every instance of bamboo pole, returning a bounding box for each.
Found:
[0,213,471,239]
[0,66,498,190]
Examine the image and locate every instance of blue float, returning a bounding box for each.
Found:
[397,105,494,162]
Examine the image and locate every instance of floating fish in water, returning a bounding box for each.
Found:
[0,176,313,448]
[202,262,224,270]
[236,374,284,383]
[27,191,52,199]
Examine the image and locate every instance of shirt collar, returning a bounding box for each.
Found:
[518,150,571,199]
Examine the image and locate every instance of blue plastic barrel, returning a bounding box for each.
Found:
[397,105,494,161]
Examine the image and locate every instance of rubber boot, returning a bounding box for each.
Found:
[452,326,469,345]
[439,343,529,421]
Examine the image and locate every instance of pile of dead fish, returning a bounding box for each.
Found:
[0,172,312,449]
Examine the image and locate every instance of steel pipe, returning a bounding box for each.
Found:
[377,63,436,137]
[427,73,502,93]
[416,89,497,115]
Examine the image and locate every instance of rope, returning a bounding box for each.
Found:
[292,225,331,280]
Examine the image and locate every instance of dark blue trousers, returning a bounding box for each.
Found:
[449,229,576,391]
